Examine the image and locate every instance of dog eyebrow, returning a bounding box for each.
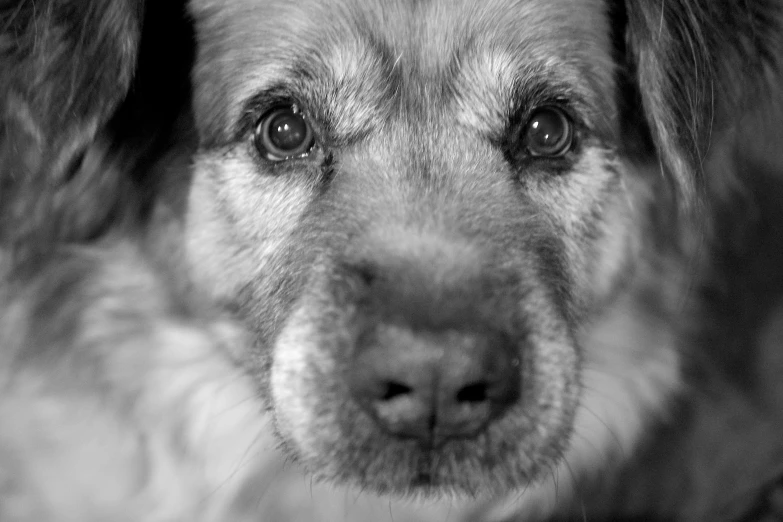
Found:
[451,52,603,142]
[229,48,395,147]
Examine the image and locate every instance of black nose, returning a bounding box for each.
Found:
[348,324,520,445]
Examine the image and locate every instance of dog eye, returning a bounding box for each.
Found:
[520,107,573,157]
[253,105,314,161]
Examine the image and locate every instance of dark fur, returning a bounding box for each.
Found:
[0,0,143,256]
[1,1,783,521]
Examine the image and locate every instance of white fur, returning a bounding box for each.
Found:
[478,290,682,521]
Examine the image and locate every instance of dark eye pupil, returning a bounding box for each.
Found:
[525,109,571,156]
[268,111,308,151]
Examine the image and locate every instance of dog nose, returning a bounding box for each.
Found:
[348,325,520,445]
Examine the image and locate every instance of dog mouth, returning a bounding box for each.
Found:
[326,391,554,496]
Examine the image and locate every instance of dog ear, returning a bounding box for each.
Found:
[621,0,782,212]
[0,0,144,256]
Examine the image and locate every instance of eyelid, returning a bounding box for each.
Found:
[520,100,581,129]
[234,87,306,141]
[507,80,589,124]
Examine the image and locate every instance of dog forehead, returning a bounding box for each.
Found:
[189,0,612,143]
[189,0,607,37]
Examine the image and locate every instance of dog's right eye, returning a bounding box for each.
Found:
[253,105,315,161]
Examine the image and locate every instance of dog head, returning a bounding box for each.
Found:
[182,0,780,499]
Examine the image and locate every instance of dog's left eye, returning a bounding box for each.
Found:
[253,105,315,161]
[519,107,574,158]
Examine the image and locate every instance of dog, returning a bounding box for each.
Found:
[1,0,783,520]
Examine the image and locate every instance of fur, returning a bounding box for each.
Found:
[1,0,782,521]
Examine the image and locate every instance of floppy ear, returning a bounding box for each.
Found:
[0,0,144,255]
[622,0,782,211]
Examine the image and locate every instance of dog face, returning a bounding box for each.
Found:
[182,0,663,497]
[184,0,658,497]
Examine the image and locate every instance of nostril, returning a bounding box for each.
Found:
[455,382,488,403]
[355,263,377,287]
[340,260,378,289]
[381,381,413,401]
